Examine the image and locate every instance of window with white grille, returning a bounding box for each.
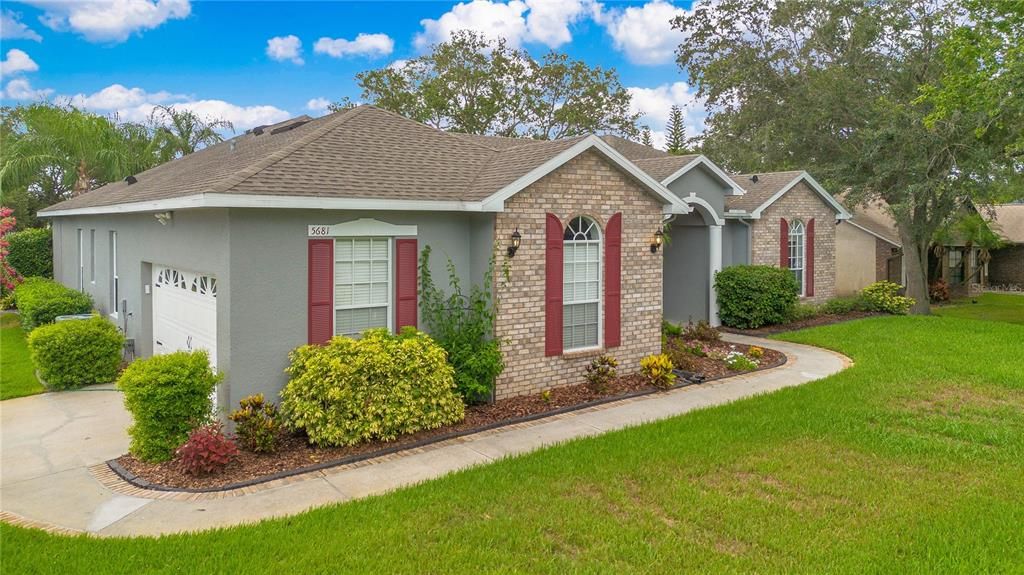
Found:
[334,237,391,337]
[789,220,805,295]
[563,216,601,351]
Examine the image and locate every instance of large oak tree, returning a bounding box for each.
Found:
[673,0,1020,313]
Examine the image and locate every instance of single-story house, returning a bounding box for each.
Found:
[986,203,1024,288]
[39,105,847,406]
[835,199,904,295]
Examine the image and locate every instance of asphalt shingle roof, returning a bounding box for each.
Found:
[990,204,1024,244]
[632,155,701,182]
[725,171,804,213]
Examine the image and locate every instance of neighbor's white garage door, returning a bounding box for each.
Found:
[152,265,218,368]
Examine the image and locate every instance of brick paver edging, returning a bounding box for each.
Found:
[98,352,788,499]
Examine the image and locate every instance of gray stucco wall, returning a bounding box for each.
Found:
[225,208,492,406]
[723,220,750,267]
[663,213,709,324]
[49,208,493,411]
[665,165,730,220]
[51,209,233,405]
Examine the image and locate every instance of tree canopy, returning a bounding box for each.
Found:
[665,105,687,155]
[355,30,641,140]
[672,0,1021,313]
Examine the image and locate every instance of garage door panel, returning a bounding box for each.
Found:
[153,265,217,368]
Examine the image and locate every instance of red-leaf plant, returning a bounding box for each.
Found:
[175,423,239,476]
[0,207,23,292]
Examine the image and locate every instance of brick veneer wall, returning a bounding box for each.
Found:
[989,244,1024,287]
[749,181,837,304]
[493,150,664,399]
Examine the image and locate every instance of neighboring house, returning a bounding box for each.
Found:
[986,203,1024,288]
[38,105,849,406]
[835,199,903,295]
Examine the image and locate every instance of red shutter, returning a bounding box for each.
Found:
[779,218,789,268]
[395,238,418,331]
[545,213,563,356]
[308,239,334,344]
[604,212,622,348]
[806,218,815,296]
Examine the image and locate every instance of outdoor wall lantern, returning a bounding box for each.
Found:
[507,227,522,258]
[154,211,173,226]
[650,229,664,253]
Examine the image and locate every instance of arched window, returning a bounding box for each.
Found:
[563,216,601,350]
[788,219,805,295]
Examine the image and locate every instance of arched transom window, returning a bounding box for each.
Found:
[563,216,601,350]
[788,219,805,295]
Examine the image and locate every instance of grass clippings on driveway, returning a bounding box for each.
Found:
[3,315,1023,573]
[933,292,1024,324]
[0,313,44,400]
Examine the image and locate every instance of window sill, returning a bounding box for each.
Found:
[562,347,606,360]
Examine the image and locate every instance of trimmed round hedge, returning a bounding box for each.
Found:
[28,316,124,390]
[13,277,92,330]
[6,228,53,278]
[117,350,221,462]
[281,328,465,447]
[715,265,799,329]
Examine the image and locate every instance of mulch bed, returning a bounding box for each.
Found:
[719,311,882,336]
[115,342,784,492]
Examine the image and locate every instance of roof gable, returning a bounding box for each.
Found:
[726,171,851,219]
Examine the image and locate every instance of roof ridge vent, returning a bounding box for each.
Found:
[270,120,310,135]
[750,174,759,183]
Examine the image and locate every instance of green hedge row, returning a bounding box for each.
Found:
[715,265,799,329]
[6,228,52,278]
[13,277,92,330]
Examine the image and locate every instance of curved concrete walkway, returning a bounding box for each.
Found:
[0,334,850,537]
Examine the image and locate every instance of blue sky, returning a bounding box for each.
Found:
[0,1,706,147]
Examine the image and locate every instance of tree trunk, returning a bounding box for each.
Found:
[73,159,90,196]
[900,228,931,315]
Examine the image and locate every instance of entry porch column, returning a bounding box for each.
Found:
[709,224,723,326]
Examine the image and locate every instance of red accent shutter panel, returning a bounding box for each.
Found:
[604,212,622,348]
[395,238,418,331]
[308,239,334,344]
[779,218,789,268]
[545,213,564,356]
[806,218,815,296]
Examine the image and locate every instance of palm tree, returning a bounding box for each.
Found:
[0,103,154,197]
[149,105,233,160]
[956,213,1006,288]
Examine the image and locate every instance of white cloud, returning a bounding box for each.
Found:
[598,0,688,65]
[0,49,39,77]
[306,97,331,113]
[314,33,394,58]
[387,59,409,71]
[1,10,43,41]
[25,0,191,43]
[627,81,707,148]
[58,83,290,130]
[3,77,52,100]
[266,35,303,65]
[523,0,588,47]
[415,0,529,49]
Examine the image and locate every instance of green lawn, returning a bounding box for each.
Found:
[3,315,1023,573]
[933,292,1024,324]
[0,313,44,400]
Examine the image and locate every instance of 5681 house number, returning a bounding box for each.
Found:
[308,225,331,237]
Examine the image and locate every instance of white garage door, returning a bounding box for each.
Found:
[153,266,218,368]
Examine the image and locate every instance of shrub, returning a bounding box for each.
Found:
[1,290,15,310]
[13,277,92,331]
[787,303,822,322]
[228,394,281,453]
[641,353,676,389]
[175,423,238,476]
[715,265,799,329]
[747,345,765,360]
[661,319,683,338]
[664,339,696,371]
[27,316,123,390]
[419,246,504,403]
[681,320,721,342]
[725,352,758,371]
[584,355,618,393]
[822,296,866,315]
[929,279,950,303]
[6,228,52,278]
[861,281,914,315]
[280,328,465,447]
[117,350,220,462]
